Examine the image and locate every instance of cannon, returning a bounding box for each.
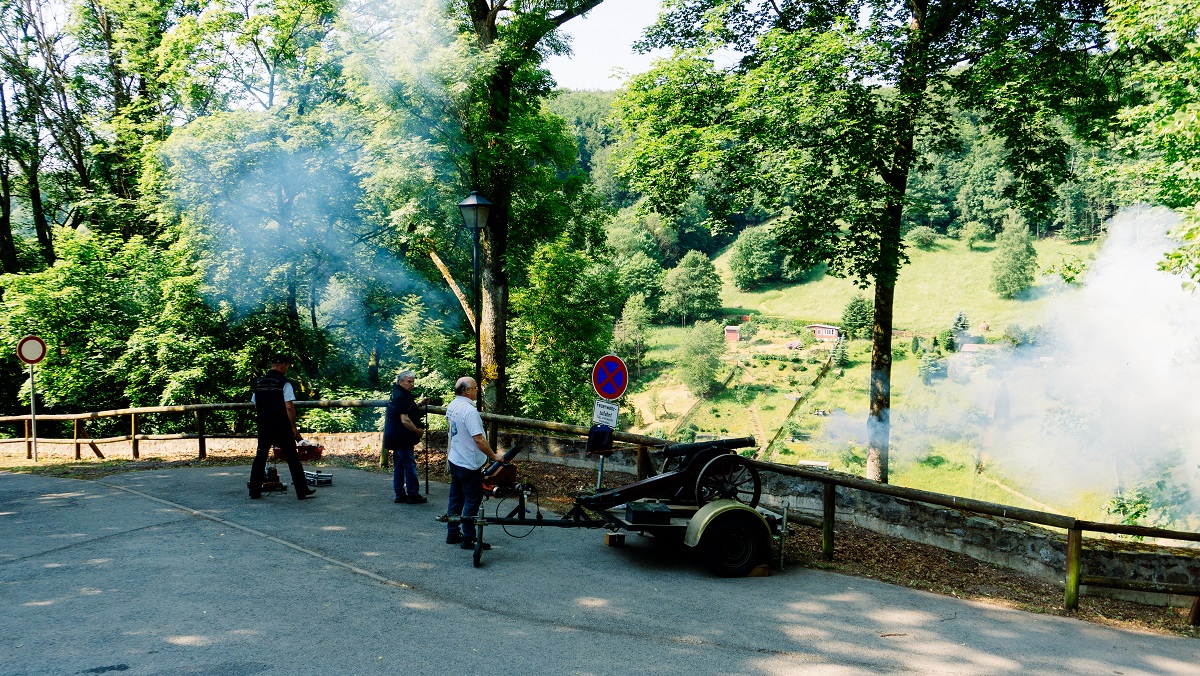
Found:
[453,436,781,577]
[575,436,761,511]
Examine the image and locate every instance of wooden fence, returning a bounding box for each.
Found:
[2,400,1197,623]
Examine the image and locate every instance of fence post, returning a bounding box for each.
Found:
[195,410,206,460]
[130,413,140,459]
[1065,527,1082,610]
[25,419,32,459]
[74,419,81,460]
[1189,596,1199,627]
[822,482,836,561]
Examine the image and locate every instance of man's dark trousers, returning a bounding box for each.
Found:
[393,445,420,499]
[446,462,483,541]
[250,434,308,499]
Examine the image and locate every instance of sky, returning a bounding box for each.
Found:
[543,0,666,91]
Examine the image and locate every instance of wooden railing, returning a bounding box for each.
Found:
[2,400,1198,623]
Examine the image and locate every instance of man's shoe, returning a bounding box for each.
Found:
[297,489,317,500]
[461,540,491,551]
[394,497,406,503]
[445,533,463,545]
[407,495,428,504]
[249,493,262,499]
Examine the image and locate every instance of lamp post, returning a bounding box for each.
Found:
[458,190,491,410]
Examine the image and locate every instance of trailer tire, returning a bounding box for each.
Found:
[702,510,768,577]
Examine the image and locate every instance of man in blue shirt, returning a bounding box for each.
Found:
[444,376,504,548]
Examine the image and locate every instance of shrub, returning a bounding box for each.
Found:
[906,226,939,249]
[991,210,1038,299]
[963,221,991,250]
[840,294,874,340]
[936,328,957,352]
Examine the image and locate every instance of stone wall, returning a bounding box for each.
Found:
[758,472,1200,608]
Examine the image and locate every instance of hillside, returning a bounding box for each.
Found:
[713,235,1101,334]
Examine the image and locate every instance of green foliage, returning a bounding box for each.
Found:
[676,320,726,396]
[392,296,470,397]
[1045,254,1088,285]
[727,226,782,290]
[660,250,722,325]
[614,292,652,374]
[830,338,849,368]
[614,251,664,314]
[918,352,947,384]
[952,311,970,334]
[509,238,619,423]
[1104,470,1192,530]
[911,335,921,354]
[935,328,957,353]
[840,295,873,340]
[990,212,1039,299]
[963,222,992,250]
[906,226,939,250]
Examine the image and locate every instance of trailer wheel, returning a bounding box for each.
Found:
[695,455,760,507]
[702,511,768,577]
[473,541,483,568]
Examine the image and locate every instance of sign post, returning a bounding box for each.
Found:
[590,354,629,490]
[17,335,47,462]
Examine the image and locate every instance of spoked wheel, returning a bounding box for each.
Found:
[702,511,769,577]
[695,454,760,507]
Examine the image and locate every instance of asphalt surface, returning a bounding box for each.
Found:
[1,467,1197,675]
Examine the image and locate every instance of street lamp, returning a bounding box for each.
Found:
[458,190,491,410]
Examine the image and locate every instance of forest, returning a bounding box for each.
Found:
[1,0,1198,483]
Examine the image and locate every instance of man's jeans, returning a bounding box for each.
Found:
[447,462,484,541]
[392,446,420,498]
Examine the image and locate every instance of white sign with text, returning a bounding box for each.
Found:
[591,399,619,428]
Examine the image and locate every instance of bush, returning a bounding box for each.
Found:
[918,353,947,383]
[840,294,874,340]
[991,210,1038,299]
[728,226,783,290]
[906,226,939,249]
[936,328,957,352]
[963,221,991,250]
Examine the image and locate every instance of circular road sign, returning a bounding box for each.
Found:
[592,354,628,401]
[17,335,47,365]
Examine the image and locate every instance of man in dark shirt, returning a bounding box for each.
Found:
[383,370,427,503]
[249,354,316,500]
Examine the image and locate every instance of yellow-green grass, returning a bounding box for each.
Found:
[714,234,1100,334]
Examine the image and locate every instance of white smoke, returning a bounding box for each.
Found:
[893,205,1200,522]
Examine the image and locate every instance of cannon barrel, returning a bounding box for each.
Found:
[660,436,755,458]
[481,445,525,477]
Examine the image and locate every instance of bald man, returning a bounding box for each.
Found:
[444,377,504,549]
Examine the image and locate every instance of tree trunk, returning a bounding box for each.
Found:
[865,3,929,483]
[24,165,53,264]
[0,92,16,273]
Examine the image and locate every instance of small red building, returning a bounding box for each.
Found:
[806,324,841,341]
[724,325,741,343]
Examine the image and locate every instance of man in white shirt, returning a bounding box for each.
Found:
[445,376,504,548]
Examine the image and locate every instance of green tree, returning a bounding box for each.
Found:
[830,337,849,368]
[660,250,721,325]
[622,0,1110,483]
[509,237,619,423]
[614,292,652,376]
[615,251,664,313]
[840,295,873,340]
[727,225,782,290]
[991,211,1038,299]
[952,310,970,334]
[963,221,991,250]
[677,320,725,396]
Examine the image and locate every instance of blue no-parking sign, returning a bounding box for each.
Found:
[591,354,628,401]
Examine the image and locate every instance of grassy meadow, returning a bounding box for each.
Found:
[713,234,1100,334]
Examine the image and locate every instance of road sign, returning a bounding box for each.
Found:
[17,335,46,365]
[591,354,628,400]
[592,399,619,428]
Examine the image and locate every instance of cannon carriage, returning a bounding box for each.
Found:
[459,436,782,577]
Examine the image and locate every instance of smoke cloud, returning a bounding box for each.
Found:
[883,205,1200,522]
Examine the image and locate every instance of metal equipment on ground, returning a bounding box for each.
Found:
[454,437,783,577]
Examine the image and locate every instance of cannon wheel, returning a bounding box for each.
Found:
[473,540,483,568]
[702,510,769,577]
[695,454,760,507]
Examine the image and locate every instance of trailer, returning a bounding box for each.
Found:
[453,436,787,577]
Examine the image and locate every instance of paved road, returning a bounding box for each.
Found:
[1,468,1197,675]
